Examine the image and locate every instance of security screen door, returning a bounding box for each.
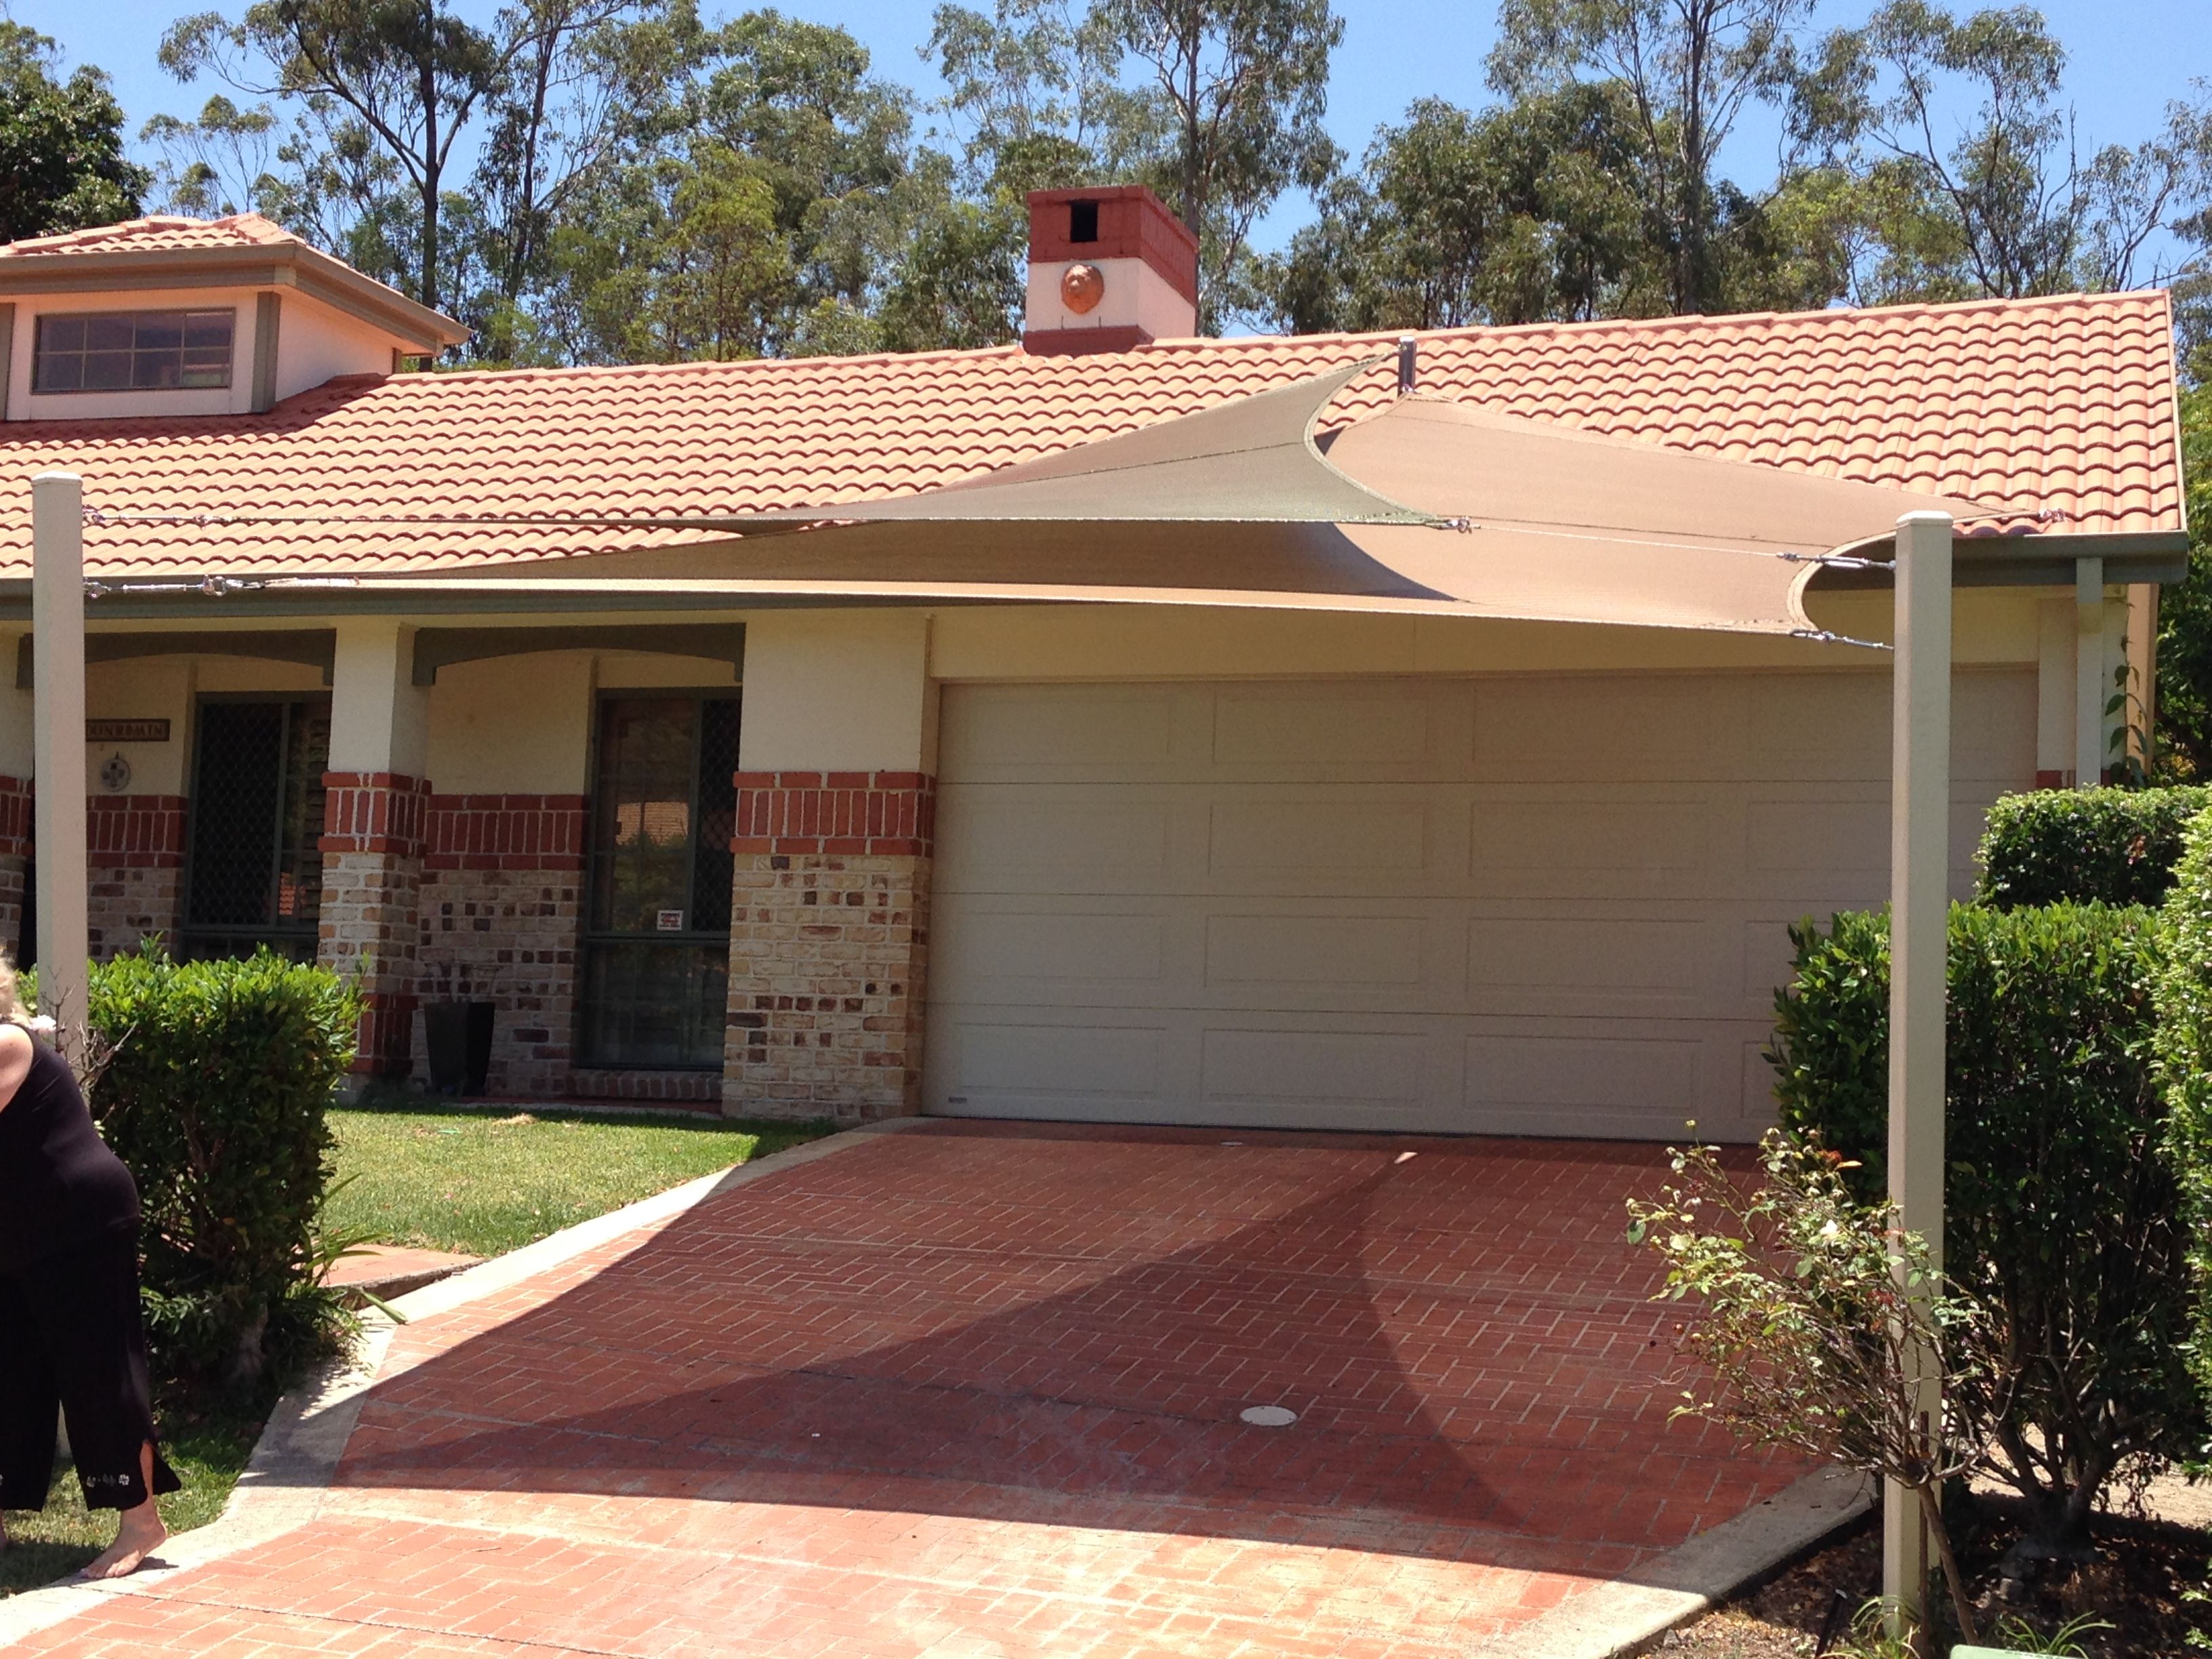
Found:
[579,694,741,1068]
[180,695,331,960]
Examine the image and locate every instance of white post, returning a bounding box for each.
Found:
[30,472,87,1065]
[1886,509,1952,1641]
[2074,556,2106,788]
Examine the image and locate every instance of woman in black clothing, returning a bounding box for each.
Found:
[0,976,177,1580]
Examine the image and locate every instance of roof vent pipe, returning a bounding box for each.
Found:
[1397,333,1417,393]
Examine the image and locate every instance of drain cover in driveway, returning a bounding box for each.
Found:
[1239,1406,1298,1427]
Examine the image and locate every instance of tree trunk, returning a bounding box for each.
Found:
[1915,1480,1980,1652]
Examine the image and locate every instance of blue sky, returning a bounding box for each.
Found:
[17,0,2211,260]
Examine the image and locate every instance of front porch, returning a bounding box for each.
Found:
[0,609,937,1118]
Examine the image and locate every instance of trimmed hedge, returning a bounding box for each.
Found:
[2156,811,2212,1416]
[1977,785,2209,909]
[85,947,361,1393]
[1769,901,2197,1551]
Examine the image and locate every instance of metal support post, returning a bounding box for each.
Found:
[1885,510,1952,1643]
[2076,555,2105,787]
[30,472,87,1065]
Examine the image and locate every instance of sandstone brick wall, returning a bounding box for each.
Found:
[724,771,934,1122]
[87,794,185,960]
[319,772,431,1075]
[413,794,585,1098]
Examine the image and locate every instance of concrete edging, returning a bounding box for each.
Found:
[0,1117,912,1651]
[1468,1464,1874,1658]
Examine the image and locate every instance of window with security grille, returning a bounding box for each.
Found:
[33,310,235,393]
[180,697,329,962]
[579,694,739,1069]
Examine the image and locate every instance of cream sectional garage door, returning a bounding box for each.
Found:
[925,672,2034,1139]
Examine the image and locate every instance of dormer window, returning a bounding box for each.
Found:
[32,308,235,394]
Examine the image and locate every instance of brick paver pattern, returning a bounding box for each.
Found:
[20,1122,1803,1658]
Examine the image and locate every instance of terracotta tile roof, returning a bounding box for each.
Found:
[0,213,302,259]
[0,287,2181,578]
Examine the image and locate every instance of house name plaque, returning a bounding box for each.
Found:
[87,719,171,743]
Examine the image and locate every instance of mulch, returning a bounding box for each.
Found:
[1658,1494,2209,1657]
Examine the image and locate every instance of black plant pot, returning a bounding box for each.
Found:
[423,1000,495,1096]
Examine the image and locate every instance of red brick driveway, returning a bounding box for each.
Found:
[18,1122,1804,1658]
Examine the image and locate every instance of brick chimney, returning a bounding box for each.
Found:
[1023,185,1199,354]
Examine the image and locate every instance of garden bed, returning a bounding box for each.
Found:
[1660,1496,2209,1657]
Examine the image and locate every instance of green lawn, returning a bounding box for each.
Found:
[2,1102,830,1596]
[0,1401,262,1594]
[324,1102,833,1258]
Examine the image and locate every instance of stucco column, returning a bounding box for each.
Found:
[319,619,430,1078]
[724,611,937,1122]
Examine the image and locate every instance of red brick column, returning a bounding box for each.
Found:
[416,794,587,1097]
[0,775,28,964]
[725,771,934,1122]
[319,771,431,1076]
[87,793,186,960]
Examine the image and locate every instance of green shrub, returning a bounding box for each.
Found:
[2155,811,2212,1423]
[84,947,361,1395]
[1977,785,2209,908]
[1769,901,2197,1555]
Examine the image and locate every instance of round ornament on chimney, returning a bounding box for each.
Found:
[1060,262,1105,314]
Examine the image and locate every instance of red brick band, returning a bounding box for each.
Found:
[423,794,588,872]
[1025,186,1200,303]
[89,795,186,869]
[353,989,418,1076]
[1020,325,1150,356]
[731,771,935,857]
[321,772,431,857]
[0,775,28,859]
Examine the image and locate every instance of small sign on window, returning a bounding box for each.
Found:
[656,909,685,932]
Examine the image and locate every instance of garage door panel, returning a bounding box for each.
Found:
[1470,798,1712,899]
[1211,683,1443,771]
[1200,1027,1435,1113]
[1204,914,1429,989]
[937,907,1172,989]
[1208,797,1439,880]
[1751,675,1890,778]
[932,1019,1172,1114]
[1467,915,1715,1012]
[1462,1033,1702,1136]
[937,790,1180,887]
[942,684,1185,777]
[1475,678,1723,779]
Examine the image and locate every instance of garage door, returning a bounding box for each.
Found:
[925,672,2034,1139]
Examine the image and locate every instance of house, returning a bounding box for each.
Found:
[0,188,2185,1136]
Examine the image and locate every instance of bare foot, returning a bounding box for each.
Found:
[79,1444,167,1581]
[79,1500,165,1580]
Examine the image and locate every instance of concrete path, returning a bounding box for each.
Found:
[1,1121,1862,1658]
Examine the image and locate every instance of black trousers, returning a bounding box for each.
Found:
[0,1231,180,1512]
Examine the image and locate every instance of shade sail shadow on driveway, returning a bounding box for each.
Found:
[333,1123,1800,1577]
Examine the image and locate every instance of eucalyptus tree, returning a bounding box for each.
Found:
[1783,1,2212,301]
[1488,0,1815,314]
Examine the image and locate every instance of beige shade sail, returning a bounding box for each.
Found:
[698,359,1433,531]
[380,363,2012,638]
